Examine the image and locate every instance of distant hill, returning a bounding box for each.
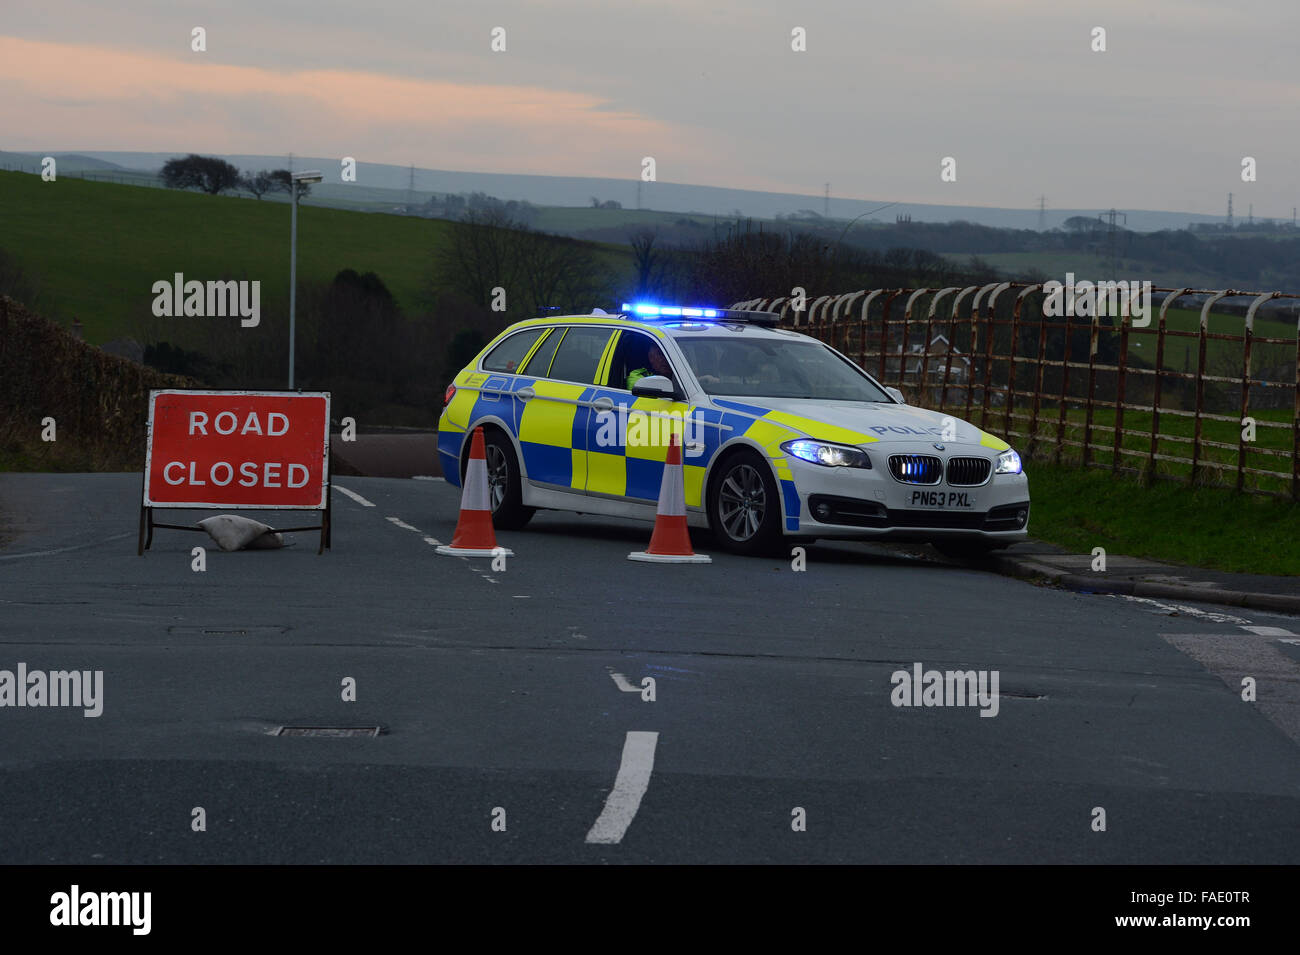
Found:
[38,150,1228,233]
[0,150,133,174]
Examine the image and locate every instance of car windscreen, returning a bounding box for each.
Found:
[674,336,892,401]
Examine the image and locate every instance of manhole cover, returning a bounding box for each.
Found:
[275,726,382,738]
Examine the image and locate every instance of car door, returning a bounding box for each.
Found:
[584,329,701,503]
[514,324,615,493]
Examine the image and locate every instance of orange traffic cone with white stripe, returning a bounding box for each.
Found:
[628,432,711,564]
[437,427,514,558]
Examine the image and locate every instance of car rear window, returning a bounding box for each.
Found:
[481,328,545,373]
[521,327,563,377]
[546,326,614,384]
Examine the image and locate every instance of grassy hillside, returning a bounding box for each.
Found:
[942,251,1226,289]
[0,171,460,344]
[0,171,643,347]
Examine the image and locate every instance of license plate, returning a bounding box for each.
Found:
[908,489,976,509]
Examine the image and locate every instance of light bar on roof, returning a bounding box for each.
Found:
[621,302,719,318]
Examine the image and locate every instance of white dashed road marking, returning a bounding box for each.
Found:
[384,516,498,584]
[334,485,374,507]
[586,731,659,845]
[1108,594,1252,626]
[608,671,641,693]
[1241,626,1297,637]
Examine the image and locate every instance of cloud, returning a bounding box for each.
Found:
[0,35,704,179]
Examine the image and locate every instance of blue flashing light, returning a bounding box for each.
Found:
[621,302,719,320]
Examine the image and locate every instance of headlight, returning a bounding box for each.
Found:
[995,449,1023,474]
[781,439,871,469]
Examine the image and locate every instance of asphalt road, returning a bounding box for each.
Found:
[1,472,1298,863]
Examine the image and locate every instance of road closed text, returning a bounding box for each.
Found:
[161,460,311,488]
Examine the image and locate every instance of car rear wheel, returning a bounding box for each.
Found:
[707,450,782,556]
[463,430,535,530]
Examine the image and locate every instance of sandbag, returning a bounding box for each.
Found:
[197,515,287,551]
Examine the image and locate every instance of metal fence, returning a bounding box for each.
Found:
[731,286,1300,499]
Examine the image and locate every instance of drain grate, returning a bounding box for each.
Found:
[275,726,382,738]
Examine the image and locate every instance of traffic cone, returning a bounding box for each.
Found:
[628,432,711,563]
[437,427,514,558]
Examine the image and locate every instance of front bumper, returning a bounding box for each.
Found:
[780,449,1030,542]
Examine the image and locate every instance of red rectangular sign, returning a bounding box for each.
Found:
[144,390,330,509]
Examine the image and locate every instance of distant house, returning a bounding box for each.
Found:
[888,335,970,381]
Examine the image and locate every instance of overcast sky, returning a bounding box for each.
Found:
[4,0,1298,216]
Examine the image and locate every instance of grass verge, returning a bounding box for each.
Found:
[1025,460,1300,576]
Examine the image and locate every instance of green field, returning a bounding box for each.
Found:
[970,402,1294,496]
[944,251,1226,290]
[1026,460,1300,576]
[0,172,646,346]
[0,171,464,344]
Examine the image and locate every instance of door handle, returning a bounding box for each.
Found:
[685,441,705,454]
[591,397,615,412]
[516,387,536,401]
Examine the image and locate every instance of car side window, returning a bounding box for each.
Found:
[606,330,665,391]
[481,328,545,373]
[546,326,614,384]
[521,327,563,377]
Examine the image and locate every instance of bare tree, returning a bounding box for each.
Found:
[242,170,276,199]
[438,205,528,310]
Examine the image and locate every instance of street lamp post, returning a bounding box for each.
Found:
[288,170,323,390]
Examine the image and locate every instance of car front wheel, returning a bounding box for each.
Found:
[707,450,782,556]
[463,429,535,530]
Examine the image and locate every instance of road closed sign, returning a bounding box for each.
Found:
[145,390,330,509]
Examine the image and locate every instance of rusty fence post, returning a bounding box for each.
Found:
[965,284,998,422]
[940,287,976,414]
[1010,285,1041,440]
[1237,293,1277,491]
[922,288,960,409]
[857,289,884,373]
[900,288,931,400]
[879,290,904,383]
[1083,304,1101,469]
[1147,289,1186,484]
[1294,308,1300,501]
[1192,292,1229,484]
[979,283,1012,430]
[1113,305,1131,472]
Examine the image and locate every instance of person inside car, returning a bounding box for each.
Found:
[627,343,719,389]
[627,343,675,389]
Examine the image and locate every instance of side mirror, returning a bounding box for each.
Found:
[631,375,676,399]
[886,386,907,404]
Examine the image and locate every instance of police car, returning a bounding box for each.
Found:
[436,304,1029,556]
